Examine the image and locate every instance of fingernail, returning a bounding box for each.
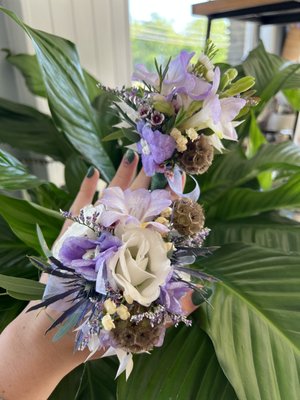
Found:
[86,166,95,178]
[192,287,212,306]
[191,291,204,306]
[124,149,135,164]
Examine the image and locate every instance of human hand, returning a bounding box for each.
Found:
[0,150,197,400]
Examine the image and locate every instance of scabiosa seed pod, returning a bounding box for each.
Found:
[111,305,165,353]
[177,134,214,175]
[172,198,205,236]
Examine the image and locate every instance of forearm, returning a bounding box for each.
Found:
[0,306,99,400]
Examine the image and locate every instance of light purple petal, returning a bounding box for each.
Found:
[132,64,158,87]
[143,190,171,220]
[100,187,126,213]
[150,130,176,164]
[211,67,220,95]
[145,221,169,233]
[142,154,157,176]
[123,188,151,220]
[164,51,194,85]
[220,97,246,122]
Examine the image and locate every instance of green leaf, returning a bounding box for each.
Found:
[207,213,300,253]
[207,172,300,220]
[4,51,47,97]
[101,130,125,142]
[199,244,300,400]
[245,111,266,158]
[242,42,300,112]
[75,359,118,400]
[0,273,44,300]
[200,141,300,204]
[64,155,88,197]
[29,182,72,211]
[0,7,115,182]
[0,194,62,252]
[36,225,52,258]
[0,97,73,161]
[48,365,84,400]
[0,216,38,331]
[117,316,237,400]
[283,88,300,111]
[5,51,101,103]
[0,148,42,190]
[83,70,101,103]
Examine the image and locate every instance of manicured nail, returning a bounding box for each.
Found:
[124,149,135,164]
[191,288,212,306]
[86,166,95,178]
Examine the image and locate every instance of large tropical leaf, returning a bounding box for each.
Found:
[199,141,300,204]
[207,172,300,220]
[242,42,300,112]
[0,274,45,300]
[0,7,115,182]
[198,244,300,400]
[0,217,38,331]
[0,194,62,252]
[64,154,88,197]
[117,315,237,400]
[4,51,100,103]
[0,148,42,190]
[29,182,73,211]
[0,97,73,161]
[74,358,118,400]
[207,213,300,253]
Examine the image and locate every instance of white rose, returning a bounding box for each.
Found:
[107,227,171,307]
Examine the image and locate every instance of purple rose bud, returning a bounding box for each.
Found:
[150,110,165,126]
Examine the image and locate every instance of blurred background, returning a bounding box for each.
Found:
[1,0,300,184]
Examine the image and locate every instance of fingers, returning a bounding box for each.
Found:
[130,168,151,190]
[60,167,100,237]
[108,150,139,189]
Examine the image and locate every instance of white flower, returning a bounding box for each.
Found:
[107,227,171,307]
[185,128,198,141]
[104,299,117,314]
[102,314,115,331]
[116,304,130,320]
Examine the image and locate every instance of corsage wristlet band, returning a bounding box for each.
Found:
[28,40,256,379]
[29,188,215,379]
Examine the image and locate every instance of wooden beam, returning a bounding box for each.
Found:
[192,0,291,16]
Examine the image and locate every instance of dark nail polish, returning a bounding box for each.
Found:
[192,290,205,306]
[124,149,135,164]
[86,166,95,178]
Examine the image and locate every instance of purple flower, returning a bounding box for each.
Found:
[138,103,151,118]
[159,276,190,314]
[132,64,159,87]
[99,187,171,232]
[58,232,122,294]
[150,110,165,126]
[136,123,176,176]
[163,51,211,99]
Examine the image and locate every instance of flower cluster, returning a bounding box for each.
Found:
[104,41,256,181]
[29,188,215,379]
